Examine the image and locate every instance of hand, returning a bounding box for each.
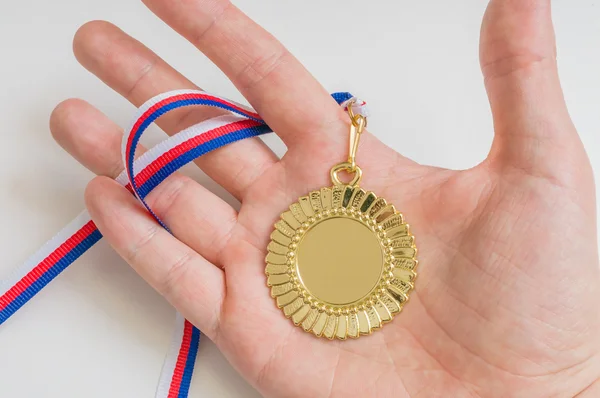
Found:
[49,1,600,397]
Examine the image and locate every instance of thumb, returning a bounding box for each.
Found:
[480,0,585,183]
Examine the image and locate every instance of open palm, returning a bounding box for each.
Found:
[49,0,600,397]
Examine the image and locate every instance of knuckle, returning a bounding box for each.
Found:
[145,175,192,220]
[236,48,290,91]
[128,223,161,263]
[193,0,232,45]
[481,53,555,83]
[161,250,196,298]
[124,58,157,99]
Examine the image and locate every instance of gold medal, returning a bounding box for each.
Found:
[265,101,418,340]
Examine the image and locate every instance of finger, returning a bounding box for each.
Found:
[142,0,349,148]
[50,98,128,178]
[73,20,277,200]
[50,98,237,266]
[480,0,583,178]
[85,176,224,339]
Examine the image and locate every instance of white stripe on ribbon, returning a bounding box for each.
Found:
[341,97,370,118]
[2,100,253,397]
[2,114,246,299]
[155,312,187,398]
[120,89,258,174]
[125,114,248,180]
[2,88,369,397]
[0,210,92,298]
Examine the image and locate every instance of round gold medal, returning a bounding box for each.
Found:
[265,101,418,340]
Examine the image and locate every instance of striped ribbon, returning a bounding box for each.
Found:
[0,89,366,397]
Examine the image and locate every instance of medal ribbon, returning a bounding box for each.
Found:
[0,89,367,397]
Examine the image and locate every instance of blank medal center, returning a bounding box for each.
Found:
[296,217,384,305]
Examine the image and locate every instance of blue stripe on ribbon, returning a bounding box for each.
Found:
[127,97,265,183]
[331,92,353,103]
[127,99,268,230]
[124,92,353,397]
[129,93,353,224]
[0,229,103,324]
[137,124,271,198]
[1,91,355,397]
[178,325,201,398]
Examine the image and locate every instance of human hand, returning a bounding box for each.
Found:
[49,0,600,397]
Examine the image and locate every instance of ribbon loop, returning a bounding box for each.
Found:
[1,89,357,398]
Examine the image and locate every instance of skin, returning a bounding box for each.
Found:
[48,0,600,397]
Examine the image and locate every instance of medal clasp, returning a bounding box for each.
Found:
[330,98,368,186]
[347,99,367,172]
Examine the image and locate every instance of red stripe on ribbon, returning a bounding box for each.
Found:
[125,94,261,170]
[0,221,98,311]
[168,320,194,397]
[134,119,262,188]
[0,120,262,313]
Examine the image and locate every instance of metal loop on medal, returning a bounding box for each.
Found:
[330,162,363,186]
[347,99,368,130]
[346,98,368,175]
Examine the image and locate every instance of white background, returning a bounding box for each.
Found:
[0,1,598,397]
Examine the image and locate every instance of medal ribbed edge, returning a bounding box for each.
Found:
[265,185,418,340]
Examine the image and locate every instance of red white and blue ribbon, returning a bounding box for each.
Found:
[0,89,366,397]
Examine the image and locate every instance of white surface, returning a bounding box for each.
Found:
[0,1,598,397]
